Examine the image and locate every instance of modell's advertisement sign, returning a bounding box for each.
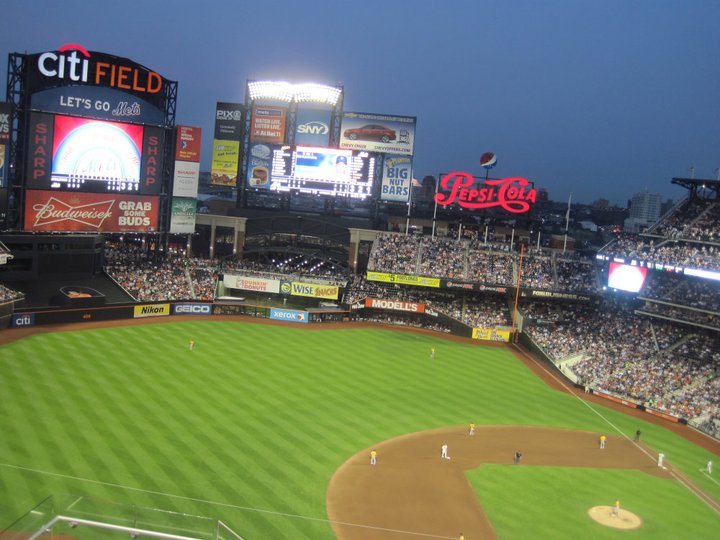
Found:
[365,298,425,313]
[434,173,537,213]
[24,45,171,110]
[24,191,159,232]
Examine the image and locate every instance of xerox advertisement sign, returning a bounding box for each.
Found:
[270,308,308,324]
[172,303,213,315]
[25,45,171,110]
[294,108,331,147]
[364,298,425,313]
[24,191,159,232]
[340,112,416,155]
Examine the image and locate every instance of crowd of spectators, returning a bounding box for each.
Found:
[0,283,23,303]
[640,272,720,313]
[370,232,597,292]
[522,299,719,422]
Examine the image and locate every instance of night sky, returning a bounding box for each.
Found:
[2,0,719,205]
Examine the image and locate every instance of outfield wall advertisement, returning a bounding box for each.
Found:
[224,275,281,294]
[366,271,441,288]
[133,304,170,318]
[364,298,425,313]
[270,308,308,324]
[24,191,159,232]
[472,328,511,342]
[280,281,339,299]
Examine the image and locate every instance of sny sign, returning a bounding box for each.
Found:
[434,172,537,213]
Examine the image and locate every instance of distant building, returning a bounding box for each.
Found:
[624,191,662,232]
[592,198,609,209]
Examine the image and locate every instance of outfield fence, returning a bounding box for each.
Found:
[0,495,244,540]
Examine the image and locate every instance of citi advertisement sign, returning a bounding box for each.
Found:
[11,313,35,327]
[270,308,308,324]
[26,44,169,109]
[172,303,212,315]
[434,173,537,213]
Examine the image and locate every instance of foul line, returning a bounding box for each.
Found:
[512,344,720,515]
[0,461,456,539]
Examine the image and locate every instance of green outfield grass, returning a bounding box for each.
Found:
[0,321,718,539]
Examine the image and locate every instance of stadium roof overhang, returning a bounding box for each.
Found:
[671,177,720,199]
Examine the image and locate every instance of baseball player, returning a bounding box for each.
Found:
[613,499,620,517]
[514,451,522,464]
[189,340,195,351]
[468,423,475,436]
[430,346,436,359]
[599,434,606,449]
[658,452,665,468]
[370,450,377,465]
[441,443,449,459]
[706,460,712,474]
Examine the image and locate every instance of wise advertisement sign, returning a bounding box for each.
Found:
[294,108,331,147]
[169,197,196,234]
[134,304,171,318]
[280,281,339,300]
[381,155,412,202]
[250,105,287,144]
[210,140,240,186]
[340,111,416,156]
[270,308,308,324]
[175,126,201,162]
[364,298,425,313]
[472,328,510,342]
[24,191,159,232]
[366,271,441,288]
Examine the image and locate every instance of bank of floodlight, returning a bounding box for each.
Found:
[247,81,342,105]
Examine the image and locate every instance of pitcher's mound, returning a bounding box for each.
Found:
[588,506,642,529]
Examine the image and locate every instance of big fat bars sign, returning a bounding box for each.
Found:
[434,172,537,213]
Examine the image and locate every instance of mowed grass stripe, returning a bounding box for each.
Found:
[1,321,718,539]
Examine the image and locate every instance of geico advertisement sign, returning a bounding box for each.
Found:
[280,281,339,299]
[365,298,425,313]
[134,303,170,318]
[172,303,212,315]
[24,191,159,232]
[270,308,308,324]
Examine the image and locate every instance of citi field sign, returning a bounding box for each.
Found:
[434,172,537,213]
[25,44,170,109]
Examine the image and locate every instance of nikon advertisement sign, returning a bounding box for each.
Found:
[134,303,170,318]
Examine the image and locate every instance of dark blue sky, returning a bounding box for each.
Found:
[2,0,719,205]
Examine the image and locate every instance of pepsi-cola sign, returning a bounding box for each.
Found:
[434,172,537,213]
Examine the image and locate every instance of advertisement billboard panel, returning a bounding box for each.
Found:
[250,105,287,144]
[175,126,201,162]
[364,298,425,313]
[172,161,200,198]
[280,281,339,299]
[30,86,166,125]
[214,102,243,140]
[210,140,239,186]
[133,304,170,318]
[472,328,511,342]
[169,197,196,234]
[294,107,331,147]
[0,102,10,143]
[247,144,375,200]
[223,275,281,294]
[25,112,164,195]
[0,145,7,189]
[172,303,212,315]
[24,191,159,232]
[366,271,441,288]
[340,112,416,155]
[380,154,412,202]
[270,308,308,324]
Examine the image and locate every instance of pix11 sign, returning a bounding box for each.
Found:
[434,172,537,213]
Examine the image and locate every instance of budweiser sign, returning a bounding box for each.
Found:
[434,172,537,213]
[24,191,159,232]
